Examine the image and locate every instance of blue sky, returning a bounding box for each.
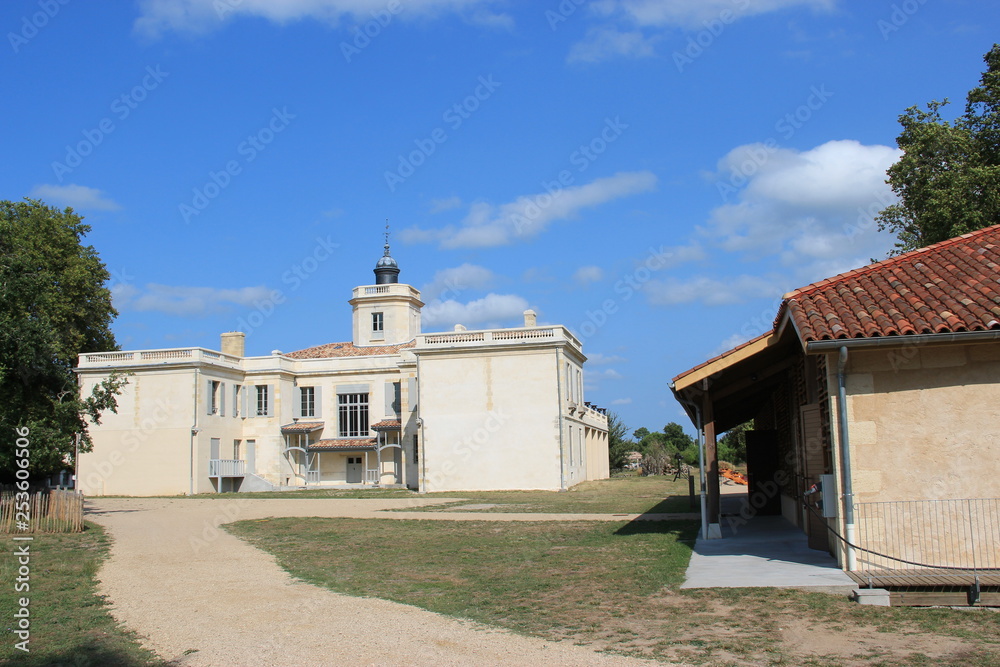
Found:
[3,0,998,436]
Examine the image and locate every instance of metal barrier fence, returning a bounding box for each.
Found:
[854,498,1000,570]
[0,488,85,533]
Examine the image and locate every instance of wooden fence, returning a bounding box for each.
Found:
[0,488,85,533]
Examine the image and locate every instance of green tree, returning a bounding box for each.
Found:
[663,422,694,451]
[717,420,752,465]
[606,410,632,470]
[632,426,650,441]
[878,44,1000,253]
[0,200,127,479]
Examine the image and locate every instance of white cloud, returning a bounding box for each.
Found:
[567,0,833,62]
[643,274,788,307]
[134,0,509,37]
[420,263,495,301]
[30,184,121,211]
[588,352,627,365]
[428,196,463,213]
[604,0,834,29]
[422,293,529,329]
[113,283,274,317]
[406,171,657,249]
[705,139,901,274]
[610,397,632,405]
[713,332,753,356]
[636,140,901,312]
[467,8,514,30]
[567,26,657,64]
[573,265,604,285]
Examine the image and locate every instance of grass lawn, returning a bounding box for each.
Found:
[227,517,1000,666]
[193,474,701,514]
[0,523,167,666]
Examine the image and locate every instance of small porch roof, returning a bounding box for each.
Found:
[371,419,401,431]
[671,328,799,433]
[309,438,376,452]
[281,421,325,434]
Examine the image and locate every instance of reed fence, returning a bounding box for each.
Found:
[0,488,84,533]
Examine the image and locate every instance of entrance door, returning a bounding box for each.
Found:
[346,456,362,483]
[800,404,830,552]
[745,430,781,516]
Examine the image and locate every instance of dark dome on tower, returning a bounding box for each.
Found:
[374,226,400,284]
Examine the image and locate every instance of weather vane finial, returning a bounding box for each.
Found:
[383,219,391,256]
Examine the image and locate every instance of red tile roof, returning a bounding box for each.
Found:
[371,419,401,430]
[285,340,415,359]
[280,421,325,433]
[309,438,376,451]
[780,224,1000,343]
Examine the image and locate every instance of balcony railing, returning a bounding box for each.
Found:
[306,470,320,484]
[418,326,579,349]
[209,459,246,477]
[80,348,242,367]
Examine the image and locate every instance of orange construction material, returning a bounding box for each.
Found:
[721,468,748,485]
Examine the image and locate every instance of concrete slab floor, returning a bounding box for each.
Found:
[682,485,856,590]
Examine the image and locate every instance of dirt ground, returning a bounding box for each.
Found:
[86,497,681,666]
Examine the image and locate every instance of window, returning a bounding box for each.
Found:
[210,381,221,414]
[338,393,369,437]
[372,312,384,332]
[256,385,269,416]
[300,386,316,418]
[233,384,242,417]
[234,439,241,460]
[413,433,419,463]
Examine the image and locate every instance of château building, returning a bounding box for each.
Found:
[76,239,609,495]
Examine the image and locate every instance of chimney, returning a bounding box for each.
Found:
[523,309,537,327]
[221,331,245,357]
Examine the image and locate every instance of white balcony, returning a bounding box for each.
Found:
[209,459,247,477]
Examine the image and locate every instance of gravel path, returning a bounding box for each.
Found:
[87,498,690,666]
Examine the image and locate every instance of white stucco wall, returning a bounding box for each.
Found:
[417,348,563,492]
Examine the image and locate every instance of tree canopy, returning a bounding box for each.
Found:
[0,200,126,479]
[606,410,632,470]
[878,44,1000,253]
[717,421,751,465]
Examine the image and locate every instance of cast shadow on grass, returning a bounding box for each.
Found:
[614,518,700,538]
[642,495,700,513]
[6,643,170,667]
